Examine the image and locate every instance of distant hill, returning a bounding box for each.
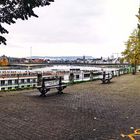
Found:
[30,56,93,60]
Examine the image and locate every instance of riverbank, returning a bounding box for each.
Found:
[0,73,140,139]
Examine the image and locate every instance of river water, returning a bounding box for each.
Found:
[0,65,121,74]
[32,65,120,72]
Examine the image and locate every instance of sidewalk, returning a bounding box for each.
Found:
[0,73,140,140]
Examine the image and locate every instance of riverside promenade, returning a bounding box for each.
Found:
[0,73,140,140]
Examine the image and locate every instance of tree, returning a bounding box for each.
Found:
[121,7,140,74]
[122,29,140,74]
[0,0,54,45]
[136,8,140,39]
[0,55,9,66]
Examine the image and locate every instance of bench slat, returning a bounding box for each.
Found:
[45,84,66,89]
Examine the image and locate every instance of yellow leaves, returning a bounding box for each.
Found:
[122,29,140,65]
[136,14,140,21]
[122,8,140,65]
[0,56,9,66]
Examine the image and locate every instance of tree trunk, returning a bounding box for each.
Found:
[132,60,137,75]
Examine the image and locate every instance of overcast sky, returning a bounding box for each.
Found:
[1,0,139,58]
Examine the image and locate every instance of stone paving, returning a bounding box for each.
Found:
[0,73,140,140]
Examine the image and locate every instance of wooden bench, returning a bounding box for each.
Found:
[37,74,67,96]
[101,71,112,84]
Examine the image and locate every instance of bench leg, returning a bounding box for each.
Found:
[57,86,66,94]
[57,87,63,94]
[102,80,105,84]
[40,92,46,97]
[38,87,49,97]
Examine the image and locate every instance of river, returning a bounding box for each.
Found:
[31,65,120,72]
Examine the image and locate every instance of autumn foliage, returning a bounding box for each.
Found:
[121,8,140,74]
[0,55,9,66]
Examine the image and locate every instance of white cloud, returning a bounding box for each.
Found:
[1,0,139,57]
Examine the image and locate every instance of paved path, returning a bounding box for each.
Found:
[0,73,140,140]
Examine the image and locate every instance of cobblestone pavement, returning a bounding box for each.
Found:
[0,74,140,140]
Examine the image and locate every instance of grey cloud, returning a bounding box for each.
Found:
[6,0,107,45]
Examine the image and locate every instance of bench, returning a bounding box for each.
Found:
[101,71,112,84]
[37,74,67,96]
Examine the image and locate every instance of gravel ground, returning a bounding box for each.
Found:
[0,73,140,140]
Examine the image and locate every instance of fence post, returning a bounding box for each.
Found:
[111,71,114,77]
[69,73,74,83]
[17,74,19,89]
[102,71,106,84]
[90,71,94,80]
[37,73,42,87]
